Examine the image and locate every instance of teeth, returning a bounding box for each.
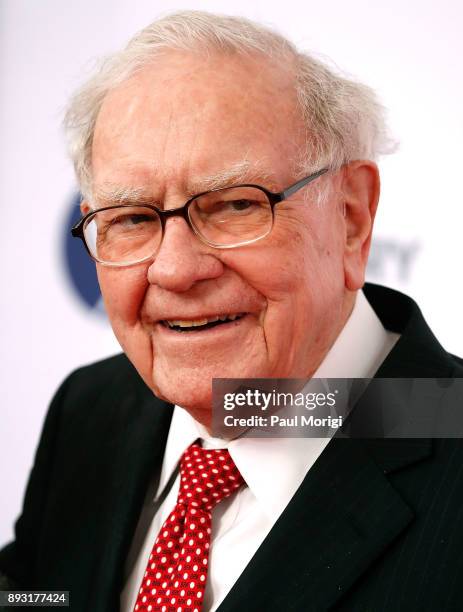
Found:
[167,319,209,328]
[165,314,243,328]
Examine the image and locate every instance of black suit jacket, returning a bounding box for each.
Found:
[1,283,463,611]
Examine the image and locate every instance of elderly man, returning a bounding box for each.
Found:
[1,10,463,612]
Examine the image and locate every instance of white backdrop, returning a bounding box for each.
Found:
[1,0,462,545]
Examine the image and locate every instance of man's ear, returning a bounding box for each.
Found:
[342,160,380,291]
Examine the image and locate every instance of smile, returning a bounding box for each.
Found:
[161,313,245,332]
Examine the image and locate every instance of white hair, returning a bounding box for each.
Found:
[64,10,396,202]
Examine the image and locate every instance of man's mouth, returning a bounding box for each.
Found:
[161,313,246,332]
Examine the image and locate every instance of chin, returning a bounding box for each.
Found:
[149,356,275,425]
[152,370,212,410]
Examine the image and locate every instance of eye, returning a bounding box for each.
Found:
[191,187,271,226]
[214,199,264,215]
[97,211,158,235]
[228,199,254,211]
[111,213,154,227]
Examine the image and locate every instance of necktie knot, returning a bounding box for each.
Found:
[177,443,244,511]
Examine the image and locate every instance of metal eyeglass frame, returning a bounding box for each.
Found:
[71,167,329,266]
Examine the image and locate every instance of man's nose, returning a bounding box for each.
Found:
[147,217,224,292]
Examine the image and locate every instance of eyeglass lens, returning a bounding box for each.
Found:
[84,186,273,264]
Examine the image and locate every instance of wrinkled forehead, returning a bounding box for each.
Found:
[91,51,306,200]
[97,49,299,117]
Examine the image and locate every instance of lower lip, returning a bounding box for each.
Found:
[155,314,250,341]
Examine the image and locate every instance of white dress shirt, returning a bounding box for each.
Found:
[121,291,399,612]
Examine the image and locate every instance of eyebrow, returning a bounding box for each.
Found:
[91,160,280,208]
[185,161,277,194]
[91,185,155,208]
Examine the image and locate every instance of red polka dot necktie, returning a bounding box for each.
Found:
[133,441,245,612]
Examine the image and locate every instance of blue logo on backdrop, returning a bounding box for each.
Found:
[64,193,105,315]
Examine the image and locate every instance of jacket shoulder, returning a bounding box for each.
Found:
[363,283,463,377]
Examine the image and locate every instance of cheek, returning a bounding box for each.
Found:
[218,234,304,298]
[218,209,345,309]
[288,208,346,287]
[97,264,149,326]
[97,264,155,387]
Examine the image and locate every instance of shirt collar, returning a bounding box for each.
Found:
[315,290,399,379]
[155,290,399,521]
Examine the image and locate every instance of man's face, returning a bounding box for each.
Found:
[91,52,354,425]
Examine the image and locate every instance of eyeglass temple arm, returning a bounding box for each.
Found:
[280,168,329,200]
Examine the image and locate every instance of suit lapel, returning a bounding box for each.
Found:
[87,382,173,612]
[217,436,429,612]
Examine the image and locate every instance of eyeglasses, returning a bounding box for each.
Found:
[71,167,328,267]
